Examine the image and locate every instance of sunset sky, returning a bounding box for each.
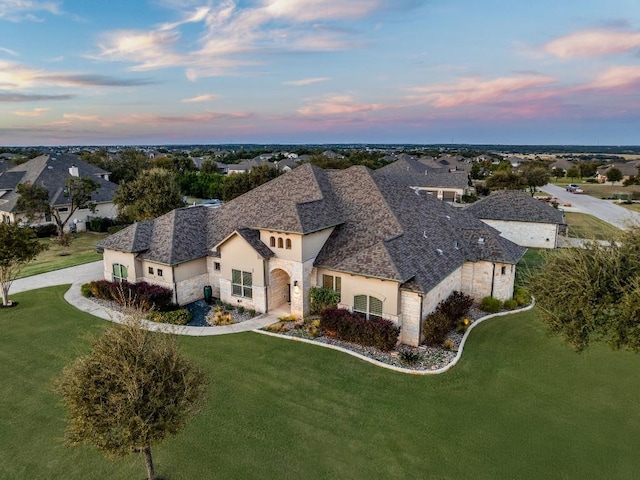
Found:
[1,0,639,146]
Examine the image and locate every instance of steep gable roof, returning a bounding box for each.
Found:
[465,190,564,224]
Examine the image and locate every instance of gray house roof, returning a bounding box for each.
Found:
[465,190,564,224]
[378,157,470,189]
[100,163,524,295]
[0,153,117,213]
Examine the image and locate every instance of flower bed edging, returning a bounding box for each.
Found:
[253,298,536,375]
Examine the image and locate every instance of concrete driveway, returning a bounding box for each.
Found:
[542,183,640,230]
[12,260,103,294]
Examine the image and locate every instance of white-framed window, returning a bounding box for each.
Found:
[322,274,341,301]
[232,269,252,298]
[112,263,128,282]
[353,294,383,321]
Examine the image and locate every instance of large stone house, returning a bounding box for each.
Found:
[465,190,565,249]
[0,153,118,229]
[98,164,525,346]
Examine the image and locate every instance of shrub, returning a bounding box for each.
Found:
[89,280,119,301]
[87,216,116,233]
[31,223,58,238]
[146,309,192,325]
[86,280,173,311]
[503,299,518,310]
[422,312,452,345]
[248,309,256,317]
[208,306,234,326]
[480,296,503,313]
[399,349,421,365]
[319,308,400,352]
[443,338,456,350]
[80,283,93,298]
[310,287,340,315]
[513,285,531,306]
[237,306,245,314]
[585,178,598,183]
[436,291,474,324]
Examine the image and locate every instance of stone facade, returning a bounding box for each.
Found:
[461,261,514,301]
[175,273,209,305]
[481,219,559,249]
[400,291,422,346]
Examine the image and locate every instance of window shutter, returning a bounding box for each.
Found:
[232,269,241,285]
[354,295,367,314]
[369,296,383,317]
[323,275,333,290]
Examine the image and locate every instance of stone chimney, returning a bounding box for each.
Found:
[69,165,79,177]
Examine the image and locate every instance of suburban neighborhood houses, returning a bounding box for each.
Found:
[98,162,525,346]
[0,153,118,230]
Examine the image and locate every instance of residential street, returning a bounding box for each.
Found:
[542,183,640,230]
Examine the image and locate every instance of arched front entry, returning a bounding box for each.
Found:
[268,268,291,313]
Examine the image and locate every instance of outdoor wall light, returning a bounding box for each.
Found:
[293,280,299,295]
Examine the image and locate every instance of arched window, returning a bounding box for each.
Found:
[353,295,383,321]
[112,263,128,283]
[278,237,283,248]
[270,236,276,247]
[285,238,292,249]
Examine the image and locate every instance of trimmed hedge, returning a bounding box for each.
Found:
[320,308,400,352]
[422,312,451,345]
[480,296,503,313]
[146,309,192,325]
[30,224,58,238]
[87,280,173,311]
[436,291,473,324]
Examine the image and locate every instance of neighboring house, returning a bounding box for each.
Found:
[223,158,275,175]
[98,163,525,347]
[274,158,298,172]
[379,157,472,202]
[465,190,565,249]
[0,153,118,230]
[549,158,575,175]
[596,161,640,183]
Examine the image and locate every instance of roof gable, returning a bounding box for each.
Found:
[465,190,564,224]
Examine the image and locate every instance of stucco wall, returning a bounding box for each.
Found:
[219,234,266,286]
[301,228,335,261]
[174,258,208,283]
[260,230,302,262]
[101,249,139,282]
[481,219,558,249]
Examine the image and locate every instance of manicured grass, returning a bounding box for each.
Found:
[564,212,620,240]
[2,286,640,479]
[18,232,107,278]
[620,202,640,213]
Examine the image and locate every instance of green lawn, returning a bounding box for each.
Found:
[18,232,107,279]
[620,202,640,213]
[564,212,620,240]
[2,286,640,479]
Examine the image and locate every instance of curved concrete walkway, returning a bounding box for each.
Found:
[13,261,281,335]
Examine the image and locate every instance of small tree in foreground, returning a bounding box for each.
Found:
[527,226,640,352]
[0,223,48,306]
[54,319,208,480]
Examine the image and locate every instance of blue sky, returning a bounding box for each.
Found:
[1,0,639,146]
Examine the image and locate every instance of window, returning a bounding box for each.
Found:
[270,236,276,247]
[232,269,253,298]
[148,267,154,274]
[157,269,163,277]
[112,263,128,282]
[501,266,506,275]
[322,274,341,300]
[353,294,383,321]
[285,238,292,250]
[278,238,283,248]
[58,207,69,213]
[214,262,220,271]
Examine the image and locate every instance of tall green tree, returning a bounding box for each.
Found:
[114,168,185,222]
[16,177,100,237]
[0,223,48,306]
[528,226,640,352]
[485,171,524,191]
[520,166,550,196]
[606,167,623,184]
[54,319,208,480]
[109,148,152,184]
[566,166,581,180]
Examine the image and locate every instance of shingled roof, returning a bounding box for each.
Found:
[465,190,564,224]
[99,163,525,294]
[378,157,470,189]
[0,153,117,213]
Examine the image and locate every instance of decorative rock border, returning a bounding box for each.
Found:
[254,299,536,375]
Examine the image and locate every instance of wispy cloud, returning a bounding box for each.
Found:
[298,94,384,116]
[12,107,49,117]
[0,0,61,22]
[284,77,330,86]
[581,65,640,90]
[62,113,103,122]
[182,94,219,103]
[0,59,153,90]
[0,46,18,56]
[93,1,395,79]
[0,92,73,102]
[408,75,557,108]
[544,28,640,58]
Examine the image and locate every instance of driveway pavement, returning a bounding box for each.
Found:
[542,183,640,230]
[12,261,104,294]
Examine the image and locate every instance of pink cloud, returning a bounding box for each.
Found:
[284,77,330,86]
[582,65,640,90]
[297,94,384,116]
[544,29,640,58]
[408,75,557,108]
[182,94,219,103]
[12,107,49,117]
